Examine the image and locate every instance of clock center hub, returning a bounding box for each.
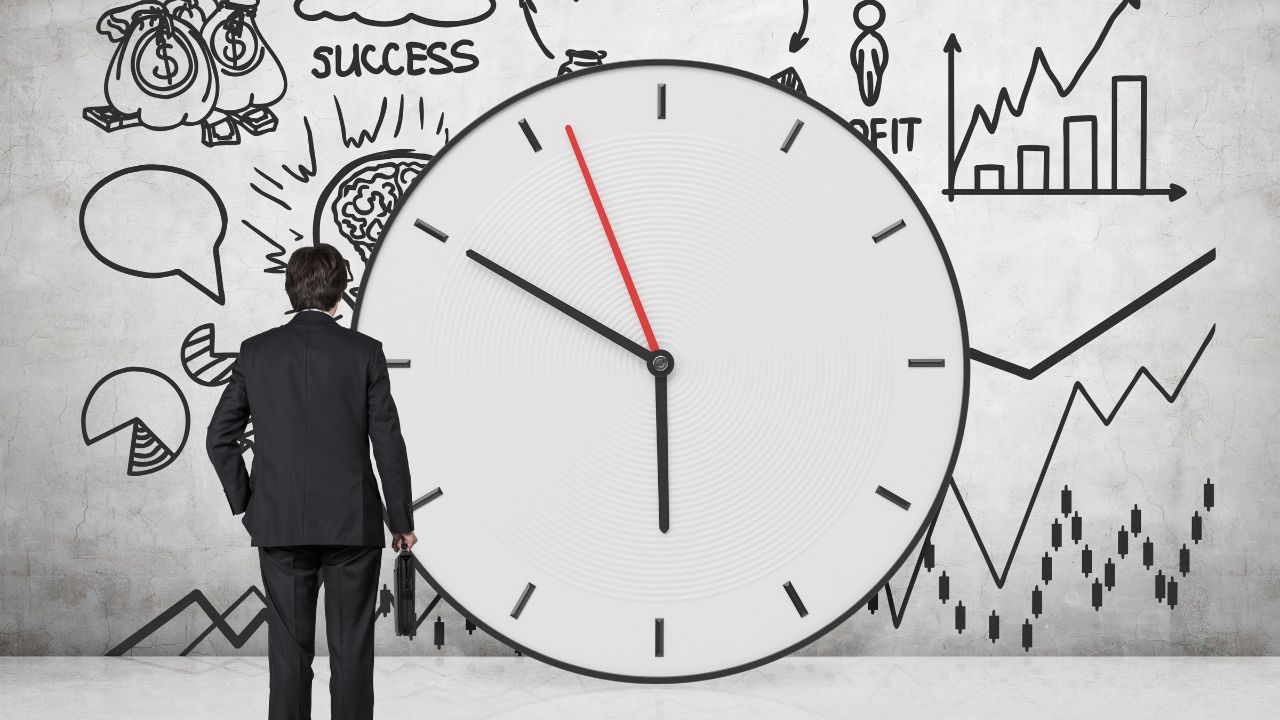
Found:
[648,350,675,377]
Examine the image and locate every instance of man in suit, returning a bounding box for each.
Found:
[206,243,417,720]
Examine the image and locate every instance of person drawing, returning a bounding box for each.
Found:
[850,0,889,107]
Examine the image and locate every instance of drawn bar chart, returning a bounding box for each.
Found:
[943,0,1185,201]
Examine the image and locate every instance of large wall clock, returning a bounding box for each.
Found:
[354,60,969,682]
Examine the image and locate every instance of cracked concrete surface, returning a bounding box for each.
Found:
[1,0,1278,657]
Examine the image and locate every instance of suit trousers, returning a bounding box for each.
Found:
[258,545,382,720]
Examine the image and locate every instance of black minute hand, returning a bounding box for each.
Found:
[466,249,653,362]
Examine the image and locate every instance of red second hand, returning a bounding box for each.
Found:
[565,124,660,353]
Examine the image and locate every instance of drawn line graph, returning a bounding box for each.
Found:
[881,324,1215,626]
[971,248,1216,379]
[107,517,446,655]
[944,0,1183,200]
[106,587,267,656]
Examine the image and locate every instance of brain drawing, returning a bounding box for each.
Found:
[329,156,428,262]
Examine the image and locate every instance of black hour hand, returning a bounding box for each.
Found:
[467,249,652,362]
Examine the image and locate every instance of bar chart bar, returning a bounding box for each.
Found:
[1112,75,1147,190]
[1017,145,1050,190]
[974,164,1005,190]
[1063,115,1098,190]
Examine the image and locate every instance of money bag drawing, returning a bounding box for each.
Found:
[83,0,287,147]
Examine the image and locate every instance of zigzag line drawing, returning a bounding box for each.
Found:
[335,95,388,149]
[951,0,1138,174]
[106,552,448,654]
[881,323,1215,626]
[241,219,299,275]
[106,587,267,656]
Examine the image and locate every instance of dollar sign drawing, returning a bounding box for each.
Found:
[152,32,180,85]
[220,23,247,66]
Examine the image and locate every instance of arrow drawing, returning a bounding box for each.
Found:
[789,0,810,53]
[519,0,555,60]
[945,32,960,199]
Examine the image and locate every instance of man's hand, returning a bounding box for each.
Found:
[392,531,417,552]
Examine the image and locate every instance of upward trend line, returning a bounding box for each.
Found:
[180,586,266,655]
[942,0,1178,199]
[882,323,1215,627]
[107,542,446,655]
[951,0,1137,172]
[971,248,1216,379]
[105,587,267,656]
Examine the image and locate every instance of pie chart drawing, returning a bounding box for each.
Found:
[181,323,238,387]
[81,367,190,476]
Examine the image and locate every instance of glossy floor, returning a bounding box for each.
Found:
[2,656,1277,719]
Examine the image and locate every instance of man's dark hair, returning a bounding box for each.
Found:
[285,244,348,311]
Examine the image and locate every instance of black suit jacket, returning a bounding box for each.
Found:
[205,310,414,546]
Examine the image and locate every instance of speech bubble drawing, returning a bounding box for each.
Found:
[293,0,496,28]
[80,164,228,305]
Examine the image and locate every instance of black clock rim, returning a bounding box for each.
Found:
[352,58,972,684]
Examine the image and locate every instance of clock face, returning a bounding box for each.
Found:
[354,60,968,682]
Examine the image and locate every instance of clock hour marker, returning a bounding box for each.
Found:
[655,618,665,657]
[387,359,411,369]
[872,218,906,243]
[783,581,809,618]
[908,359,946,368]
[875,485,912,511]
[411,487,443,510]
[780,119,804,153]
[657,83,667,119]
[510,582,536,619]
[518,118,541,152]
[414,218,448,243]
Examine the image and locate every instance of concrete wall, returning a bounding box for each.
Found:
[1,0,1277,657]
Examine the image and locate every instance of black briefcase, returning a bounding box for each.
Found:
[394,549,416,638]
